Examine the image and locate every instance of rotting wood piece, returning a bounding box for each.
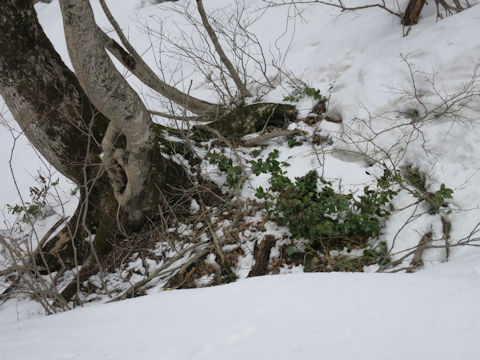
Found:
[248,235,276,277]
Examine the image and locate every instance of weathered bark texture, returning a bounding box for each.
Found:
[0,0,105,184]
[0,0,118,268]
[402,0,426,26]
[248,235,276,277]
[60,0,172,226]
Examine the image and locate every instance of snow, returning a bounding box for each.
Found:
[2,0,480,358]
[2,272,480,360]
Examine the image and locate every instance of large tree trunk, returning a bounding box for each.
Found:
[0,0,191,300]
[0,0,298,301]
[60,0,167,227]
[0,0,106,184]
[0,0,121,268]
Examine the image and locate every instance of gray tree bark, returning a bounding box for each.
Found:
[60,0,168,226]
[0,0,297,300]
[0,0,104,184]
[0,0,118,268]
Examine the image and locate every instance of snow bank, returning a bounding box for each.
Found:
[1,272,480,360]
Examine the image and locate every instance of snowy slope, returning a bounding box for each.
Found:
[2,0,480,358]
[2,0,480,259]
[2,272,480,360]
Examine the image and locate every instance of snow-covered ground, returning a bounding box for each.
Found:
[2,271,480,360]
[2,0,480,358]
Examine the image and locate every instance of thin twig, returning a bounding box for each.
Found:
[196,0,253,99]
[110,241,211,302]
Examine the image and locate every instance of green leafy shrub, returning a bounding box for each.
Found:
[433,183,454,210]
[250,149,289,176]
[401,165,454,214]
[287,134,303,148]
[207,151,243,189]
[403,164,426,190]
[250,149,262,158]
[283,86,324,103]
[252,151,397,250]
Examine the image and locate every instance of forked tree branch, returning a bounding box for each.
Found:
[98,0,223,117]
[61,0,159,225]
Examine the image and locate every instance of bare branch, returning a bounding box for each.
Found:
[148,109,203,121]
[196,0,253,99]
[98,0,223,117]
[262,0,402,18]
